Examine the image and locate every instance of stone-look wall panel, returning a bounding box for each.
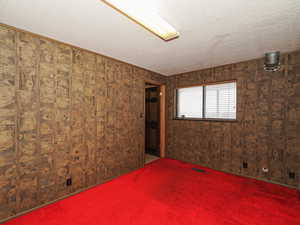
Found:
[167,52,300,188]
[0,25,166,221]
[0,26,17,219]
[16,32,41,213]
[285,53,300,187]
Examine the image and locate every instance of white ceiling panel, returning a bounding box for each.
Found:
[0,0,299,75]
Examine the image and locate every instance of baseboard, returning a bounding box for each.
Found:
[229,170,297,189]
[174,158,298,190]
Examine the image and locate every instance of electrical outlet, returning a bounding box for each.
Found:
[243,162,248,169]
[289,172,295,179]
[66,178,72,186]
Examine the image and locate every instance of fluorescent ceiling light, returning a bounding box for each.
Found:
[101,0,179,41]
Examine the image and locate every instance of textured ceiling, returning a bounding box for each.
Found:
[0,0,300,75]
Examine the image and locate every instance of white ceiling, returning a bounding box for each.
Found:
[1,0,300,75]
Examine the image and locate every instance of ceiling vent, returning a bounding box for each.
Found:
[264,51,281,72]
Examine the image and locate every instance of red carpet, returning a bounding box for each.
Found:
[4,158,300,225]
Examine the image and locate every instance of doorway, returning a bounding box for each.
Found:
[144,81,166,164]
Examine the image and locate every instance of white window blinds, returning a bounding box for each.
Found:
[176,81,236,120]
[205,82,236,119]
[177,86,203,118]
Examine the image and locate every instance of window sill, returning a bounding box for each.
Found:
[173,118,238,122]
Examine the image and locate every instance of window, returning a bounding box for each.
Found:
[176,81,236,120]
[177,86,203,118]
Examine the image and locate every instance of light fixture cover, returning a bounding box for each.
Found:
[101,0,179,41]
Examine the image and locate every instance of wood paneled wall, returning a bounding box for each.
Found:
[1,22,299,222]
[0,24,165,221]
[166,52,300,188]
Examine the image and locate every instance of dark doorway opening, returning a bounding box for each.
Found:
[145,83,160,162]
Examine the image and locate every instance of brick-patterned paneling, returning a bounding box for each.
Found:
[0,24,165,221]
[166,52,300,188]
[0,23,299,222]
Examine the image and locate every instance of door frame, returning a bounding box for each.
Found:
[144,80,166,162]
